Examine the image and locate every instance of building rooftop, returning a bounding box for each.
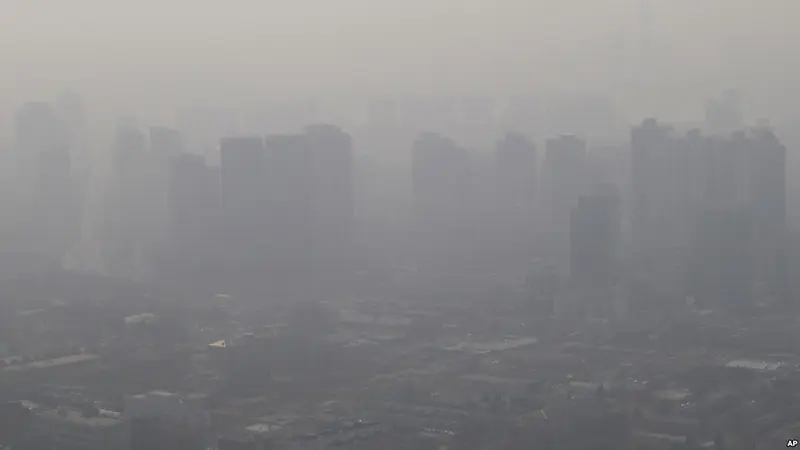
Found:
[725,359,781,371]
[1,353,99,373]
[442,337,538,354]
[38,407,124,427]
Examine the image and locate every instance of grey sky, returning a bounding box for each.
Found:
[1,0,799,115]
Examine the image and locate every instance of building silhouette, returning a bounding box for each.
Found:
[570,186,621,289]
[412,132,473,271]
[106,123,158,279]
[493,132,538,264]
[689,209,755,309]
[219,136,268,292]
[542,134,587,277]
[304,124,355,266]
[166,153,220,281]
[263,133,315,296]
[35,145,77,264]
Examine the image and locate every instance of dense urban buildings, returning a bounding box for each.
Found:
[1,89,800,450]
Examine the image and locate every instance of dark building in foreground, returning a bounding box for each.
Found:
[689,209,755,309]
[569,186,620,289]
[748,128,788,303]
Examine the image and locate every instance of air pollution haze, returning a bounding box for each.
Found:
[4,1,800,449]
[3,0,800,114]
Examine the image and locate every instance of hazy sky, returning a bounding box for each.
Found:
[2,0,799,115]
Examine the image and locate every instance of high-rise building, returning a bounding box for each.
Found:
[688,129,787,307]
[630,119,687,255]
[629,123,724,310]
[412,132,472,231]
[55,91,89,169]
[35,145,77,263]
[304,125,355,281]
[542,134,587,276]
[631,121,788,310]
[219,136,268,288]
[688,209,755,309]
[411,133,474,270]
[13,102,63,233]
[568,186,622,318]
[167,153,220,275]
[493,132,537,261]
[748,128,787,302]
[106,123,156,279]
[114,124,147,176]
[263,133,315,292]
[570,187,621,289]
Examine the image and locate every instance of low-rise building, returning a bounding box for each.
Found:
[30,406,130,450]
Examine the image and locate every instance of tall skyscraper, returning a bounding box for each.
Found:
[54,91,89,169]
[263,134,315,293]
[688,209,755,309]
[570,187,621,289]
[748,128,787,303]
[35,145,77,264]
[566,185,622,318]
[631,121,788,310]
[219,136,268,289]
[493,132,538,263]
[167,153,220,276]
[106,123,157,279]
[304,125,355,279]
[13,103,63,212]
[630,119,681,255]
[542,134,587,277]
[412,132,473,270]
